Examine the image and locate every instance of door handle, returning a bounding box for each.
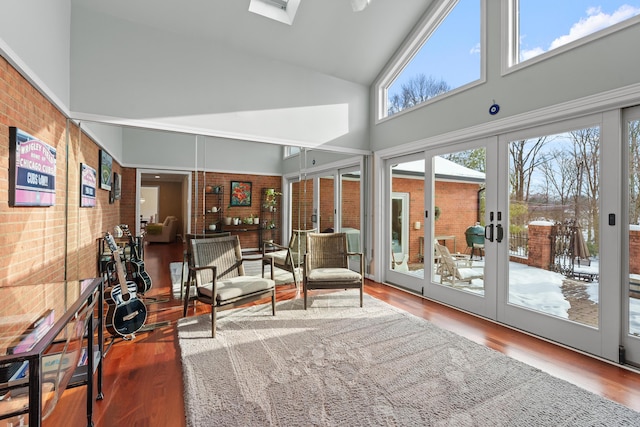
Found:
[496,224,504,243]
[485,224,494,242]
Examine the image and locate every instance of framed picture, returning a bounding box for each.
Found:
[8,127,57,207]
[230,181,252,206]
[113,172,122,200]
[80,163,96,208]
[99,149,112,190]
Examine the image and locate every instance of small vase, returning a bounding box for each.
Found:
[253,217,260,224]
[224,217,232,226]
[233,218,240,225]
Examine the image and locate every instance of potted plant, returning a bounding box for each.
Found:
[225,204,234,225]
[263,188,282,211]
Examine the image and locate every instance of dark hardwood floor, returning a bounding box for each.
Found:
[45,240,640,426]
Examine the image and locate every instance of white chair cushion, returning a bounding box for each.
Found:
[198,276,275,302]
[264,249,288,265]
[456,268,483,280]
[308,268,361,282]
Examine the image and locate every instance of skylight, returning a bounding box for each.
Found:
[249,0,301,25]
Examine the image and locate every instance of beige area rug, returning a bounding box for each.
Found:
[177,291,640,426]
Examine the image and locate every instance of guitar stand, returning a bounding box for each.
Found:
[103,320,172,356]
[141,295,170,305]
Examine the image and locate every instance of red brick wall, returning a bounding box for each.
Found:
[631,229,640,275]
[0,56,123,295]
[191,172,282,248]
[341,179,361,230]
[291,179,314,230]
[391,177,481,262]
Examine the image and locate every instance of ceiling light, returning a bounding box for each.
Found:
[351,0,372,12]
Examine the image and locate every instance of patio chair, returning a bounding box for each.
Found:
[435,243,483,285]
[261,228,317,289]
[391,250,410,272]
[303,232,364,309]
[183,235,276,337]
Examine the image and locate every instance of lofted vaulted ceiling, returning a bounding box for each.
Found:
[71,0,432,86]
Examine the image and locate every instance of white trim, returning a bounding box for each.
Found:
[135,168,192,236]
[376,82,640,159]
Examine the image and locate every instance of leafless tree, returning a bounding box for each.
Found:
[539,148,578,223]
[509,137,549,203]
[570,128,600,248]
[387,74,450,116]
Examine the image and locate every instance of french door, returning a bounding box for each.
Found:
[496,114,617,360]
[623,105,640,367]
[387,112,624,362]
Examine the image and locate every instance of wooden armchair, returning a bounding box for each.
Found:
[303,233,364,309]
[435,243,483,286]
[183,235,276,337]
[180,232,230,299]
[262,228,316,289]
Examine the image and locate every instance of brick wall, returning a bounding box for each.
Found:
[0,56,122,296]
[391,177,481,262]
[191,172,282,248]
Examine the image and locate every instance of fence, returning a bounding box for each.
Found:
[509,231,528,258]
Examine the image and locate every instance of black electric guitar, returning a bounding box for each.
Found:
[120,224,152,293]
[103,232,147,337]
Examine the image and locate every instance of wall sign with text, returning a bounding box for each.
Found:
[9,127,57,207]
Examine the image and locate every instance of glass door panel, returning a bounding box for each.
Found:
[291,178,314,231]
[506,128,600,328]
[429,149,486,295]
[340,168,362,270]
[385,156,425,293]
[389,158,424,281]
[319,175,335,232]
[624,106,640,366]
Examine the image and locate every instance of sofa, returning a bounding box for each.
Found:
[145,216,179,243]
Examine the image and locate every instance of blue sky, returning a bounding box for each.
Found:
[388,1,640,104]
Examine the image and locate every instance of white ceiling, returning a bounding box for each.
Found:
[72,0,433,86]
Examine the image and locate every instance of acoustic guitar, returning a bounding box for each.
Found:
[103,232,147,337]
[120,224,153,293]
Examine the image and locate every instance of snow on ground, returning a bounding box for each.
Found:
[407,260,640,334]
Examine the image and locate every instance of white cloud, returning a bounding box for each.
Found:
[469,43,481,55]
[520,5,640,61]
[520,46,546,62]
[549,5,640,50]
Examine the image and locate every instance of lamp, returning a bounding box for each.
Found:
[414,221,421,230]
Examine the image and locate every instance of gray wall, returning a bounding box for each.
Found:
[0,0,71,109]
[370,1,640,151]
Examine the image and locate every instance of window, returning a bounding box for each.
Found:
[509,0,640,66]
[381,0,482,118]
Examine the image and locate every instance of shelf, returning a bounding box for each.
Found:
[0,278,104,426]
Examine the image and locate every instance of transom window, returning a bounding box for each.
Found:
[379,0,482,119]
[509,0,640,66]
